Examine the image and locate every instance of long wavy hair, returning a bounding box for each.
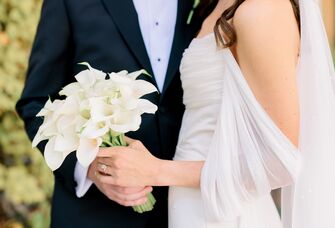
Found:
[199,0,300,48]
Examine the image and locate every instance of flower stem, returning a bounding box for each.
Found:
[119,134,127,146]
[102,140,113,147]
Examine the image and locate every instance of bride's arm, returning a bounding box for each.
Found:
[233,0,300,147]
[96,140,204,188]
[152,159,204,187]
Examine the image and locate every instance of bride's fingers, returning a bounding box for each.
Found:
[103,185,151,207]
[113,186,150,194]
[120,196,148,207]
[97,162,110,175]
[124,136,136,145]
[125,137,146,150]
[96,170,135,187]
[103,187,149,207]
[97,159,122,177]
[109,186,152,202]
[97,146,125,158]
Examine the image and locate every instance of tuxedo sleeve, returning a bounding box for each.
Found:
[16,0,77,194]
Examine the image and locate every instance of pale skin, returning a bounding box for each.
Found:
[89,0,300,207]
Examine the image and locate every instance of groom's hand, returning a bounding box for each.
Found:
[88,159,152,207]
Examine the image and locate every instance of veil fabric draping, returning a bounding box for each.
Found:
[200,0,335,227]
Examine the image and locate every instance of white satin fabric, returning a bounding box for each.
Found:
[169,0,335,227]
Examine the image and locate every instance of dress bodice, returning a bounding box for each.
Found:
[174,34,225,161]
[181,33,225,109]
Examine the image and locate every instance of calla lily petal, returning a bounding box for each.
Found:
[54,127,79,153]
[89,97,120,123]
[81,120,110,139]
[109,73,133,85]
[137,99,158,114]
[36,99,53,117]
[133,80,158,98]
[56,115,75,132]
[78,62,106,80]
[115,70,128,76]
[59,82,82,97]
[32,128,47,147]
[77,137,102,168]
[126,69,148,80]
[39,118,58,137]
[44,137,65,171]
[110,112,142,133]
[74,70,96,89]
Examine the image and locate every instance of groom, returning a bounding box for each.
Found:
[16,0,202,227]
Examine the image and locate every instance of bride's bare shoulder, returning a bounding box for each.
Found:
[233,0,299,35]
[233,0,300,56]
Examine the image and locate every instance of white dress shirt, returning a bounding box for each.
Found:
[74,0,178,197]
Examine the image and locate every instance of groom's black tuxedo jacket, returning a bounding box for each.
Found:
[16,0,201,227]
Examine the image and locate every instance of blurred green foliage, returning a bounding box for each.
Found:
[0,0,54,227]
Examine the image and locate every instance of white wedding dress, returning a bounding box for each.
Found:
[168,0,335,227]
[169,33,294,228]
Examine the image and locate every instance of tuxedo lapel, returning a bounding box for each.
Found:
[162,0,194,95]
[101,0,156,85]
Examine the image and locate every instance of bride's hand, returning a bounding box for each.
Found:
[96,137,161,187]
[88,158,152,206]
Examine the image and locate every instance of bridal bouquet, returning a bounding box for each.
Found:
[32,63,157,213]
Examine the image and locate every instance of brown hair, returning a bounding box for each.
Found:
[200,0,300,48]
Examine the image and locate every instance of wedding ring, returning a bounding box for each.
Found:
[99,163,109,175]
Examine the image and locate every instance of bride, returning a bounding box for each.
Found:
[95,0,335,227]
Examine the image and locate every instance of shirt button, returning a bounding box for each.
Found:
[157,58,161,62]
[155,21,159,26]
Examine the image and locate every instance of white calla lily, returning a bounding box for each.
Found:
[32,128,48,147]
[81,120,110,139]
[75,62,106,88]
[39,117,58,137]
[89,97,119,122]
[76,137,102,168]
[74,115,89,133]
[37,99,64,117]
[33,100,64,147]
[118,84,134,99]
[74,70,98,89]
[126,69,149,80]
[119,98,138,110]
[114,70,129,76]
[36,99,53,117]
[109,72,134,85]
[136,99,158,114]
[56,115,76,132]
[44,137,65,171]
[132,80,158,98]
[54,122,79,153]
[109,111,142,133]
[59,82,82,97]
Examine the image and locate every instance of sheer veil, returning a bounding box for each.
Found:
[282,0,335,227]
[200,0,335,227]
